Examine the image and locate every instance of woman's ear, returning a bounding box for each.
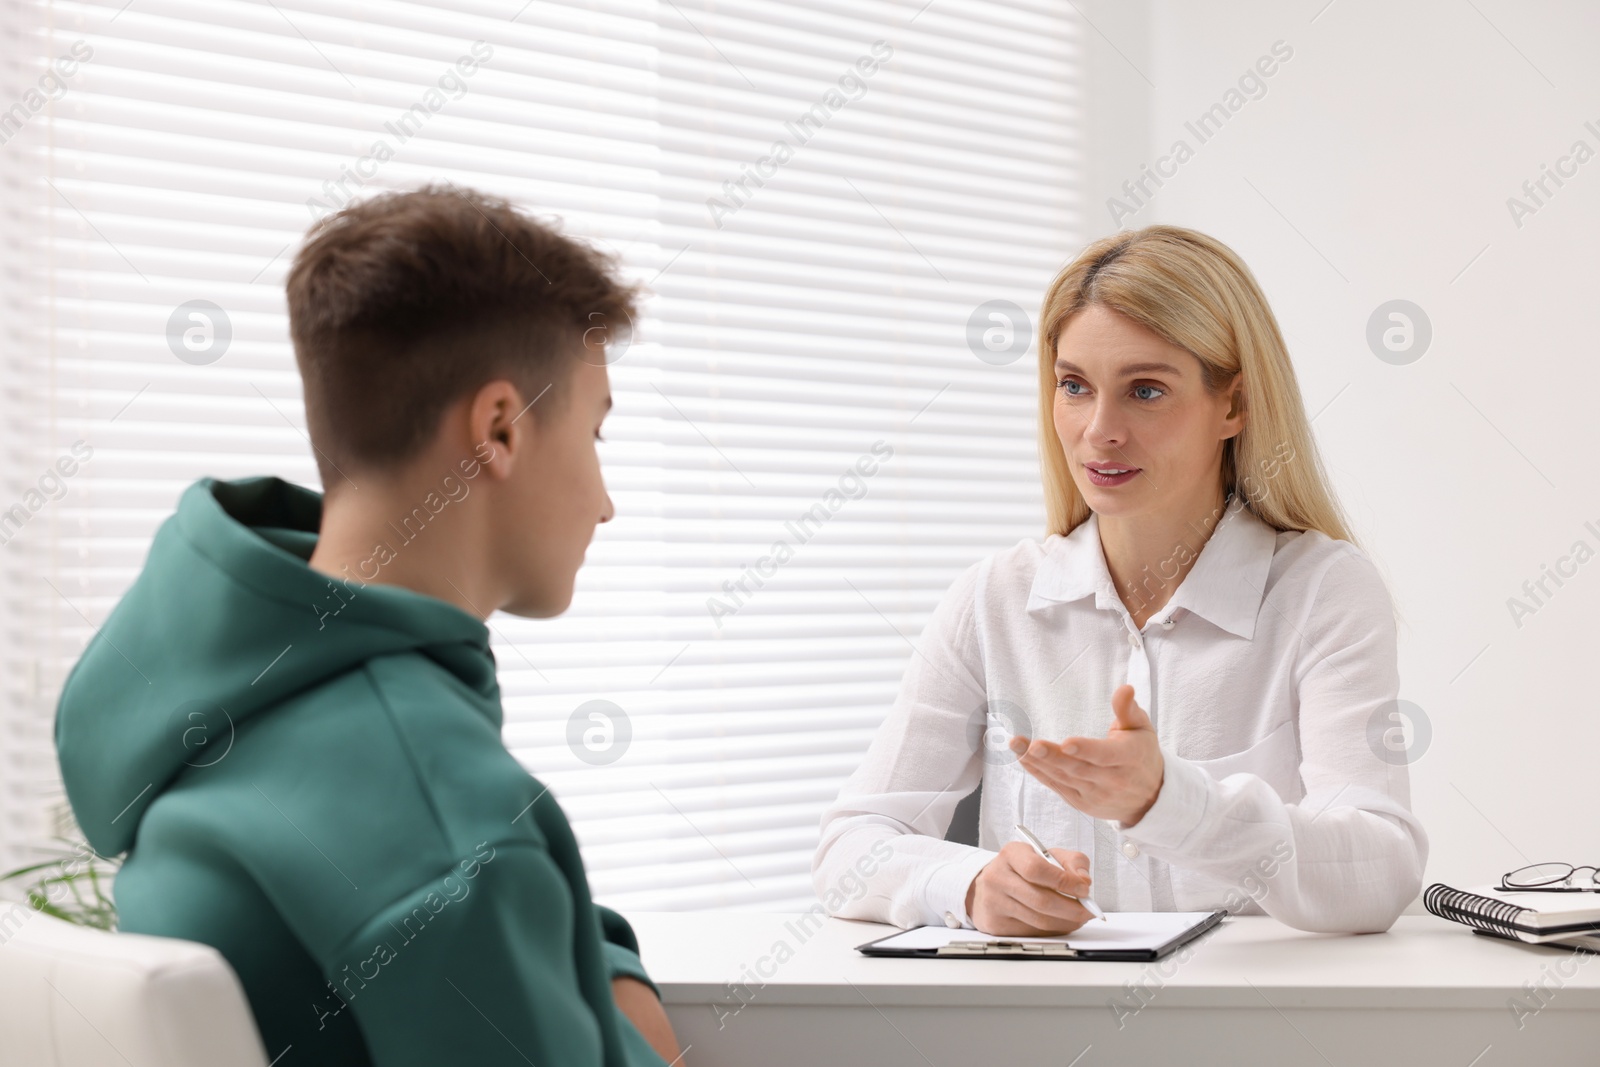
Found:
[1222,373,1246,431]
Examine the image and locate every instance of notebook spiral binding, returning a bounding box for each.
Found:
[1423,882,1528,939]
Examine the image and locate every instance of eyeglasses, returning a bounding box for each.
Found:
[1500,862,1600,892]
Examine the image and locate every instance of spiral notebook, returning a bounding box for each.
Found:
[1424,882,1600,944]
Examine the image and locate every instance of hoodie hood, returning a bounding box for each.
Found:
[55,475,495,857]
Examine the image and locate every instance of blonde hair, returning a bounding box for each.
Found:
[1037,225,1358,551]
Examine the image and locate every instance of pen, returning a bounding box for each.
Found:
[1014,822,1107,921]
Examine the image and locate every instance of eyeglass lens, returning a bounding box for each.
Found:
[1504,862,1600,887]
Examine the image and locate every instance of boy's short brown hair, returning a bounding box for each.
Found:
[286,183,636,490]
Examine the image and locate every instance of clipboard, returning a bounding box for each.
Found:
[855,909,1226,961]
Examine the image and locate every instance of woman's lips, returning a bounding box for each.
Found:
[1084,463,1140,487]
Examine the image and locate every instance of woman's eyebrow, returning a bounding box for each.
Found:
[1054,360,1184,376]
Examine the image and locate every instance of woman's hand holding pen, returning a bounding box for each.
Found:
[1009,684,1166,827]
[965,842,1096,936]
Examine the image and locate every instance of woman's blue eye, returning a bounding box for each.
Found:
[1056,379,1165,401]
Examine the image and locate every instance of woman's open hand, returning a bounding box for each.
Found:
[1010,684,1165,826]
[965,841,1096,936]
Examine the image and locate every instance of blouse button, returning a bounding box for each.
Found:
[944,911,962,929]
[1121,840,1140,860]
[1161,616,1175,630]
[1127,631,1141,649]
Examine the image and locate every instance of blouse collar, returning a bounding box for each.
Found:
[1025,495,1280,639]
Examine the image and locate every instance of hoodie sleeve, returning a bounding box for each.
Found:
[319,842,668,1067]
[596,904,660,998]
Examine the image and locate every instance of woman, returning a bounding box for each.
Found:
[813,225,1426,937]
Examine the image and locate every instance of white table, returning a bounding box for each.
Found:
[627,913,1600,1066]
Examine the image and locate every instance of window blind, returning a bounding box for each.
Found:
[0,0,1081,912]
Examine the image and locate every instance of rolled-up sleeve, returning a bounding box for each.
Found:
[1117,548,1428,933]
[812,561,1000,929]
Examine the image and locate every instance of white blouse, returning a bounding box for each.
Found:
[812,497,1427,934]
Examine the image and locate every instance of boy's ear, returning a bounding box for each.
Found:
[466,378,532,480]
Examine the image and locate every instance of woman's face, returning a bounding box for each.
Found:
[1052,305,1243,522]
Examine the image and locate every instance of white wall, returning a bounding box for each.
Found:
[1080,0,1600,901]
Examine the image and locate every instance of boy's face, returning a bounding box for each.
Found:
[499,347,614,617]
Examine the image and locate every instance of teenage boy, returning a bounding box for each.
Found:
[54,185,683,1066]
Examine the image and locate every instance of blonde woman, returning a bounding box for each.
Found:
[813,225,1426,936]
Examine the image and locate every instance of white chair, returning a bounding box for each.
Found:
[0,901,269,1067]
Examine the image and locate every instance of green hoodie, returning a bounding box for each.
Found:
[54,475,669,1067]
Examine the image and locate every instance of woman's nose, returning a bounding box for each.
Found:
[1084,401,1126,445]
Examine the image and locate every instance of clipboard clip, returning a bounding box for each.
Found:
[936,940,1079,957]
